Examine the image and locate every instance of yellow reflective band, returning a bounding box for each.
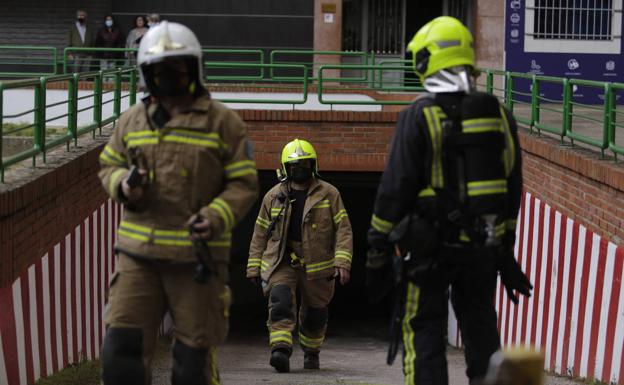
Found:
[506,219,517,230]
[118,221,152,242]
[495,223,506,237]
[162,129,225,150]
[299,332,324,348]
[306,259,335,273]
[108,168,127,197]
[500,107,516,177]
[459,230,471,242]
[209,198,235,231]
[418,187,435,198]
[270,208,283,218]
[424,106,445,188]
[210,348,220,385]
[225,160,257,179]
[335,250,352,262]
[371,214,394,234]
[333,209,347,223]
[313,200,331,209]
[269,331,293,345]
[403,282,420,385]
[120,220,152,234]
[255,216,270,229]
[118,228,150,242]
[261,260,270,271]
[467,180,508,196]
[206,240,231,248]
[100,145,126,166]
[153,228,192,246]
[461,118,503,134]
[125,130,159,147]
[247,258,262,268]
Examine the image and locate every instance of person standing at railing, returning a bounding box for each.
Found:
[97,21,259,385]
[125,15,148,66]
[95,14,125,74]
[67,9,94,73]
[365,16,533,385]
[147,13,161,28]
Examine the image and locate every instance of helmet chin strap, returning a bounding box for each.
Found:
[423,66,475,93]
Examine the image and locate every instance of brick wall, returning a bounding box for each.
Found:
[239,109,398,172]
[520,132,624,246]
[0,146,107,287]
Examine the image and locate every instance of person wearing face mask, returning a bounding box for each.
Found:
[146,13,161,28]
[98,21,259,385]
[125,15,148,64]
[68,10,94,73]
[95,14,125,73]
[247,139,354,373]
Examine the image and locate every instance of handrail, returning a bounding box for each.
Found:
[1,67,138,182]
[0,45,58,77]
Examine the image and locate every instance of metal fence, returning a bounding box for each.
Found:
[2,47,624,182]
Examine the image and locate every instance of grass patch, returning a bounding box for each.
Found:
[2,122,66,136]
[35,359,100,385]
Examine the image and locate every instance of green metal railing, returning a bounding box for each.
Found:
[1,67,137,181]
[3,47,624,182]
[0,45,58,77]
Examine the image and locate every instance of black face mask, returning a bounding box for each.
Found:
[77,17,85,24]
[290,166,313,183]
[152,69,192,98]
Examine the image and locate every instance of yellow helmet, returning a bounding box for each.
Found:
[407,16,474,82]
[280,139,318,179]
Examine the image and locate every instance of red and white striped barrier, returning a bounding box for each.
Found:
[0,200,121,385]
[449,192,624,384]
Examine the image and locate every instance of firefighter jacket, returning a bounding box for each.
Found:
[247,178,353,281]
[369,91,523,249]
[98,94,259,263]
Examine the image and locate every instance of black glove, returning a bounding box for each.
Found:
[497,246,532,304]
[365,247,394,303]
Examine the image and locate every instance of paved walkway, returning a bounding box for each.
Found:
[149,328,579,385]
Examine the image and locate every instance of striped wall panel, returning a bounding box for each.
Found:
[449,192,624,384]
[0,200,121,385]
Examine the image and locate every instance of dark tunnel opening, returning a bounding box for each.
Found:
[227,170,394,335]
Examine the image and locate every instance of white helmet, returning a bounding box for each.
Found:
[137,21,204,96]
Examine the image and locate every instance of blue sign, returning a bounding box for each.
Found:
[504,0,623,104]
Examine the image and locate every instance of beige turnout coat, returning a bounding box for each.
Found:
[247,178,353,281]
[98,94,259,264]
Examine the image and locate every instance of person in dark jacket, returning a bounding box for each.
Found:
[366,16,533,385]
[95,14,125,71]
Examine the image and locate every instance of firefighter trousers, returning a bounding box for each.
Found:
[102,253,231,385]
[402,254,500,385]
[264,242,335,355]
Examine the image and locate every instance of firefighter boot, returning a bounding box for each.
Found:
[304,352,320,369]
[270,348,290,373]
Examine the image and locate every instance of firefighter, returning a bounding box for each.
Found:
[98,21,259,385]
[247,139,353,373]
[365,16,533,385]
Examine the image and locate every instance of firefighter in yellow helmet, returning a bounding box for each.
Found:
[365,16,532,385]
[247,139,353,372]
[98,21,259,384]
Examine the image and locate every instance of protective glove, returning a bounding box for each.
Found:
[497,246,533,304]
[365,247,394,303]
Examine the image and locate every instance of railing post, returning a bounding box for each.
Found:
[505,72,513,111]
[601,82,611,158]
[0,83,4,182]
[94,71,103,138]
[486,70,494,95]
[63,47,69,74]
[114,70,122,119]
[52,47,58,75]
[129,69,137,106]
[530,74,538,133]
[69,73,78,146]
[33,80,43,166]
[562,79,571,143]
[39,77,47,163]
